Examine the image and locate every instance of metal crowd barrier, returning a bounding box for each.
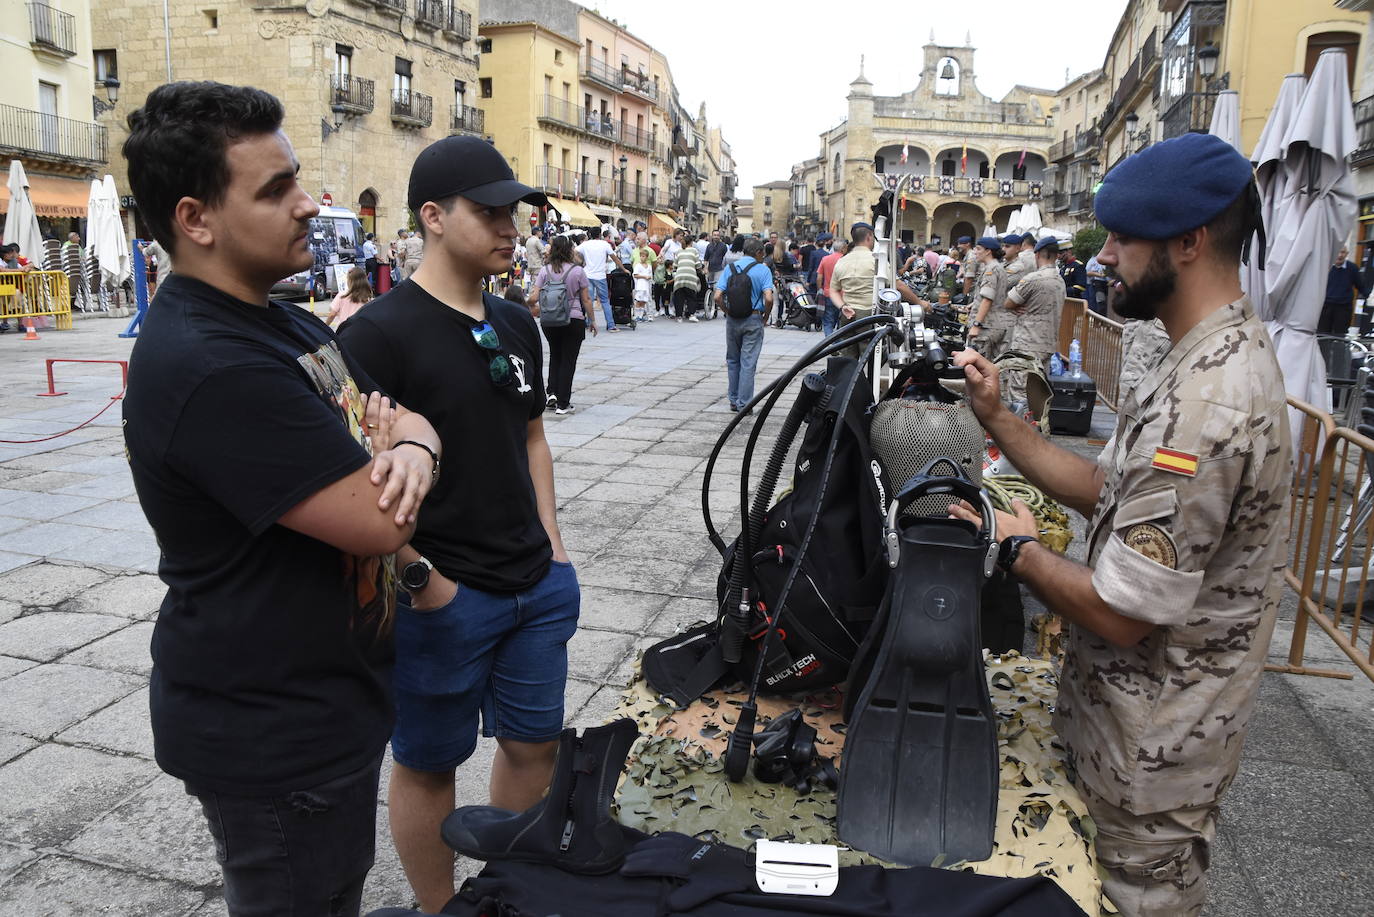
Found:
[0,270,73,330]
[1082,310,1124,412]
[1271,397,1373,682]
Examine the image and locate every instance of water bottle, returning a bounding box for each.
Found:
[1049,352,1064,377]
[1069,339,1083,378]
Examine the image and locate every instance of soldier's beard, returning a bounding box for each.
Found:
[1111,247,1176,321]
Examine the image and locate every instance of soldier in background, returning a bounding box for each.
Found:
[1003,236,1067,404]
[952,133,1291,917]
[965,236,1010,358]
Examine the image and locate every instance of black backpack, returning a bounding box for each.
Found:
[724,261,757,319]
[642,357,891,704]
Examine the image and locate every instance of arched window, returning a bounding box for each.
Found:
[357,188,378,235]
[833,153,842,183]
[1305,31,1360,88]
[941,156,955,177]
[936,57,960,96]
[978,160,989,179]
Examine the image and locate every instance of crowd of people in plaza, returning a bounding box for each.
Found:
[116,76,1293,917]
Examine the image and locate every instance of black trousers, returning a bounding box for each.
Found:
[1318,299,1355,335]
[187,756,381,917]
[672,286,699,318]
[544,318,586,409]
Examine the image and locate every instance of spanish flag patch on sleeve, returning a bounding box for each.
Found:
[1152,447,1199,477]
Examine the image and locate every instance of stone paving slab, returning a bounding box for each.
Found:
[0,316,1369,915]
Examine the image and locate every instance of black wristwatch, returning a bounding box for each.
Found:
[394,439,440,485]
[997,535,1038,574]
[400,556,434,592]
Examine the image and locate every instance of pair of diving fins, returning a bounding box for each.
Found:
[835,467,1002,867]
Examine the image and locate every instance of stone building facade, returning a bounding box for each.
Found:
[810,40,1053,248]
[91,0,480,240]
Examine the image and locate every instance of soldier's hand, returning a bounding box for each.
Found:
[841,305,855,320]
[953,348,1002,421]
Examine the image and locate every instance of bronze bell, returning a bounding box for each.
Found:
[940,61,956,81]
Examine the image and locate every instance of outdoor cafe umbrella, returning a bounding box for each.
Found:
[88,174,129,289]
[1246,73,1308,323]
[3,160,43,265]
[1208,90,1242,152]
[1262,49,1358,426]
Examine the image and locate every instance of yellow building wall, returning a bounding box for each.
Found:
[0,0,96,121]
[1220,0,1367,155]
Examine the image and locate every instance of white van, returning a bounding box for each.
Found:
[272,205,366,300]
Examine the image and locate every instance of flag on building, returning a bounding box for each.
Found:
[961,140,968,175]
[1017,148,1027,169]
[900,141,909,165]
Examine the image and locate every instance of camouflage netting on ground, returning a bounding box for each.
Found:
[612,652,1111,916]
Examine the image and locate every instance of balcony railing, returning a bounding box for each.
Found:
[1069,190,1092,214]
[391,90,432,128]
[450,104,484,135]
[443,5,471,39]
[331,74,375,115]
[415,0,445,29]
[1354,94,1374,167]
[28,2,75,57]
[372,0,404,10]
[537,96,622,144]
[618,122,652,152]
[622,69,657,102]
[1049,137,1072,161]
[1161,92,1219,140]
[1075,127,1100,154]
[1108,27,1158,115]
[0,103,106,166]
[880,173,1044,201]
[532,166,658,208]
[582,57,622,92]
[1047,191,1069,212]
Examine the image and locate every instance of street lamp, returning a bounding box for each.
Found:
[619,154,628,203]
[1124,111,1148,151]
[92,77,120,117]
[321,103,347,141]
[1197,41,1220,80]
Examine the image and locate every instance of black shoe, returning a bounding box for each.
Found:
[441,719,640,874]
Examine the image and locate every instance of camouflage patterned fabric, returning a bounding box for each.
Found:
[1058,297,1293,816]
[971,261,1013,359]
[1116,318,1171,396]
[613,652,1112,916]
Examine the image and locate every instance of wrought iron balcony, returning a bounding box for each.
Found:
[622,70,657,102]
[582,57,622,92]
[391,90,432,128]
[1047,191,1069,212]
[536,96,617,143]
[1069,190,1092,214]
[415,0,445,29]
[443,6,471,39]
[372,0,404,10]
[331,75,375,115]
[618,123,652,153]
[28,2,75,57]
[1354,95,1374,168]
[450,104,484,135]
[1049,137,1072,161]
[0,103,106,166]
[1161,92,1219,140]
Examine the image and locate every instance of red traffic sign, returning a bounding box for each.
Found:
[320,192,333,207]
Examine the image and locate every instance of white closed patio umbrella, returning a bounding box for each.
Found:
[3,160,43,265]
[1209,90,1242,152]
[90,174,129,288]
[1246,73,1308,322]
[1263,49,1358,428]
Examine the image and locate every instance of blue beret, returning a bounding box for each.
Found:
[1021,232,1036,245]
[957,235,973,244]
[851,222,873,234]
[1000,233,1022,245]
[817,232,833,242]
[1095,133,1253,240]
[975,235,1003,252]
[1034,236,1061,253]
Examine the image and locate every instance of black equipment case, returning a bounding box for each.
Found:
[1047,372,1096,436]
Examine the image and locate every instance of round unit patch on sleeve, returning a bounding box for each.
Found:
[1123,524,1178,569]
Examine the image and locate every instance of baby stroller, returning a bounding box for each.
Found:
[607,268,637,330]
[780,273,820,332]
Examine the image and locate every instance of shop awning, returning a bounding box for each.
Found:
[586,202,622,221]
[546,197,601,227]
[0,171,92,218]
[651,211,683,232]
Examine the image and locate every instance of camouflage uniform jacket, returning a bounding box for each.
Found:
[962,249,982,289]
[1006,265,1065,355]
[1004,248,1037,280]
[1055,297,1292,815]
[1118,318,1172,396]
[977,261,1013,332]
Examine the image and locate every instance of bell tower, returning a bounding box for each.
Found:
[919,40,976,101]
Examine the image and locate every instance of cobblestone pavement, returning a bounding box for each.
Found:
[0,311,1371,915]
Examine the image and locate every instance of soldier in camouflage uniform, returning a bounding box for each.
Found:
[967,236,1011,359]
[951,133,1291,917]
[1117,317,1171,395]
[1003,237,1067,405]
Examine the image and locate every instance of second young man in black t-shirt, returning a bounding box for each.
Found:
[338,136,579,912]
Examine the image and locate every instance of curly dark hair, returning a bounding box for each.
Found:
[122,82,285,254]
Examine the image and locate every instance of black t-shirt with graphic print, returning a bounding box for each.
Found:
[338,281,551,593]
[123,274,396,796]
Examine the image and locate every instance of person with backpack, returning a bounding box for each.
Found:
[713,238,775,412]
[530,234,596,414]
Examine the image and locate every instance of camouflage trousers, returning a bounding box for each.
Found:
[1077,779,1218,917]
[969,325,1007,361]
[1001,350,1052,410]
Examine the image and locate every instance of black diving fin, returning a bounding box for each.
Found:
[836,465,1001,866]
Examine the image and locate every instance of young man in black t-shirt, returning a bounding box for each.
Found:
[120,82,442,916]
[338,136,579,912]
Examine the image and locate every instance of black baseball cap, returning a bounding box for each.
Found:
[407,135,548,214]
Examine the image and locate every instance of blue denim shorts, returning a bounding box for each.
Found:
[391,560,580,772]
